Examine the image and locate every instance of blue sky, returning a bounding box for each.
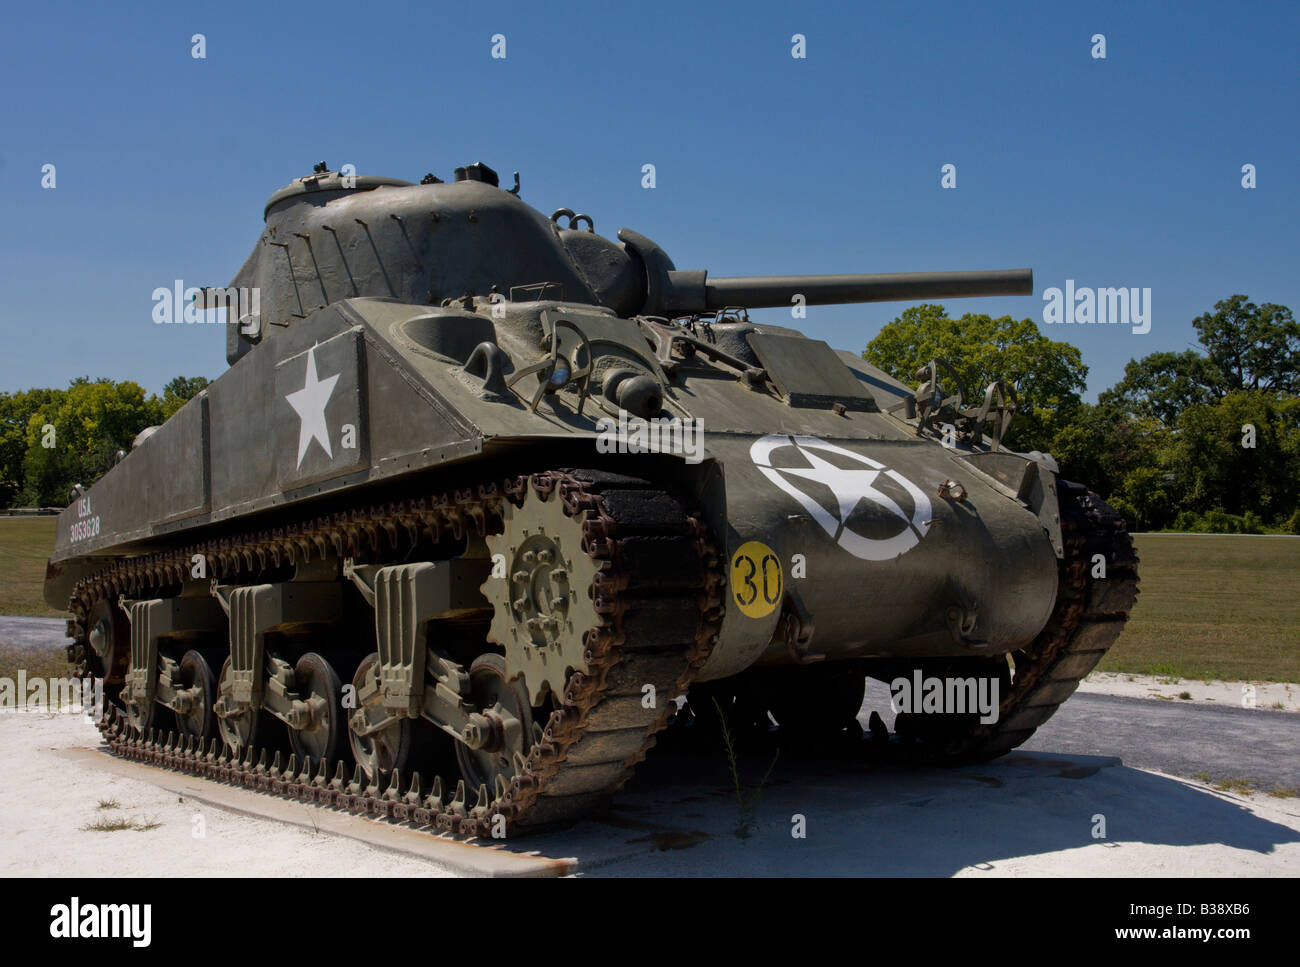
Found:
[1,0,1296,401]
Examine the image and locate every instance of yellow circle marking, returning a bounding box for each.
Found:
[730,541,783,619]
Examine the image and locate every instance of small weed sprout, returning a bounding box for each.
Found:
[82,816,135,832]
[713,696,779,839]
[1213,778,1258,796]
[82,812,162,832]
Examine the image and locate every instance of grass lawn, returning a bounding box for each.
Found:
[1099,534,1300,683]
[1,520,1297,682]
[0,641,70,683]
[0,516,66,682]
[0,517,61,617]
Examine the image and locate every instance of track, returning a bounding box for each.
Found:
[74,469,724,836]
[69,477,1135,837]
[970,482,1141,758]
[861,480,1140,763]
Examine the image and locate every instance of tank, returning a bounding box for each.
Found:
[44,162,1139,836]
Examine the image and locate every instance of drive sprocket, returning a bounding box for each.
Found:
[482,482,602,707]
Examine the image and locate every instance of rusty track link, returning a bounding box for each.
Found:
[73,469,724,837]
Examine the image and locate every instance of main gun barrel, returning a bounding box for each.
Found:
[700,268,1034,312]
[616,229,1033,317]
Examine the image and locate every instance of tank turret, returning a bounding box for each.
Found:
[211,164,1031,365]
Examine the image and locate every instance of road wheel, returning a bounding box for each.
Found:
[217,656,261,758]
[454,652,534,795]
[86,597,129,692]
[174,649,220,743]
[288,651,347,768]
[347,652,434,782]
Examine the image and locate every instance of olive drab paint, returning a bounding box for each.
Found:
[46,162,1136,831]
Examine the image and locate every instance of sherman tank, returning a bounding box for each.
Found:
[45,161,1138,836]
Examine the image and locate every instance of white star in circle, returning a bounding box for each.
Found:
[284,345,340,469]
[778,445,912,534]
[750,434,933,562]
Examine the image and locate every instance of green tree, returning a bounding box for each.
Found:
[160,375,210,419]
[1098,350,1221,428]
[863,304,1087,452]
[1192,295,1299,395]
[1069,295,1299,530]
[1,374,212,507]
[1049,402,1164,502]
[20,378,164,506]
[1164,390,1300,524]
[0,388,64,507]
[1113,464,1175,531]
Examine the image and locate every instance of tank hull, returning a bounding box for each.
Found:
[43,165,1137,835]
[48,296,1059,678]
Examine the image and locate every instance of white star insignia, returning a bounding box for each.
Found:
[749,434,933,562]
[777,445,913,534]
[285,345,340,469]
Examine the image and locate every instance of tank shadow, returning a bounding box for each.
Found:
[520,740,1300,876]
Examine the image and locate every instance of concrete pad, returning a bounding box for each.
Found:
[54,746,572,878]
[1078,671,1299,712]
[0,711,568,878]
[4,710,1299,877]
[536,744,1300,876]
